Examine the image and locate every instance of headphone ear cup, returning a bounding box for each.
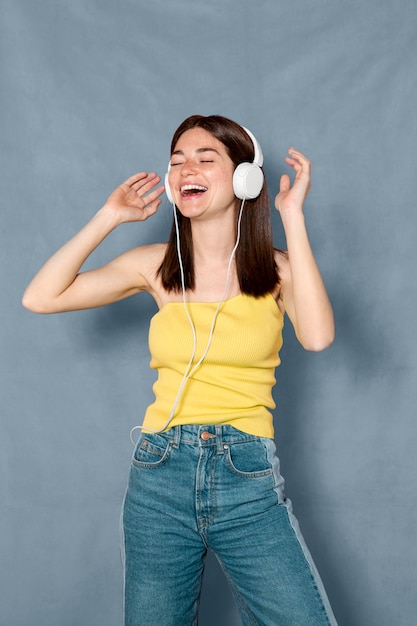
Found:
[233,162,264,200]
[165,170,174,204]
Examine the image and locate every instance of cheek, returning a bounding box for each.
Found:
[209,166,235,192]
[221,171,237,199]
[168,167,177,184]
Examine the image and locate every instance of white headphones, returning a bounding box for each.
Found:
[164,126,264,203]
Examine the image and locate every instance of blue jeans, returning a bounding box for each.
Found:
[122,424,337,625]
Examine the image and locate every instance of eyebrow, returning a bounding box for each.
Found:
[171,147,220,156]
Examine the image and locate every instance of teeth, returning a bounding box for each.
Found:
[180,184,208,193]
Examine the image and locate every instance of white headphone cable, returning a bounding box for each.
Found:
[130,199,245,444]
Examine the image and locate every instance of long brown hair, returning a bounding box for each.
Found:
[157,114,279,297]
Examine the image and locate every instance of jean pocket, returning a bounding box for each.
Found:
[132,433,172,469]
[224,439,273,478]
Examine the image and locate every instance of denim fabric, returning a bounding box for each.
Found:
[122,424,337,626]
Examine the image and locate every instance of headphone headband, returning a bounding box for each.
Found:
[242,127,264,168]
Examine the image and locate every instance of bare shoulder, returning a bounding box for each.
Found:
[114,242,166,268]
[121,242,167,267]
[109,242,167,289]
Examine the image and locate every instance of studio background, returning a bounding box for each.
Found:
[1,1,416,624]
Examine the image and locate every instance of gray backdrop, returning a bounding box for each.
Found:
[1,1,416,624]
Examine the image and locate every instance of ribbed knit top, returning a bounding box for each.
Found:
[142,293,284,438]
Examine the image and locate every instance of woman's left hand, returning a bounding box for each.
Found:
[274,148,311,215]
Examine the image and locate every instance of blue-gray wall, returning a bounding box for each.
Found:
[2,1,416,624]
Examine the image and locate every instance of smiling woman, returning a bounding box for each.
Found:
[169,129,237,213]
[159,116,279,297]
[22,114,336,625]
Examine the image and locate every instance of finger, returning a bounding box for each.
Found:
[279,174,291,192]
[140,184,166,205]
[141,198,162,219]
[132,175,162,197]
[124,172,150,187]
[131,172,160,193]
[285,155,310,180]
[288,147,309,160]
[287,149,311,171]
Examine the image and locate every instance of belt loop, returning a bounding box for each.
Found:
[171,425,181,448]
[216,425,224,454]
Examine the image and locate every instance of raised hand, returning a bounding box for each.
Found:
[104,172,165,223]
[274,148,312,215]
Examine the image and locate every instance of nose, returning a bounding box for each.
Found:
[168,159,198,200]
[179,158,198,177]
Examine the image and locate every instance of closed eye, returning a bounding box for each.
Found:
[170,160,213,166]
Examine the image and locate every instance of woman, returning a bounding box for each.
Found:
[23,115,337,625]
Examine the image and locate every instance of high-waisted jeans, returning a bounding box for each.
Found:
[122,424,337,626]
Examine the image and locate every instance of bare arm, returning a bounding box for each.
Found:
[22,172,165,313]
[275,149,335,351]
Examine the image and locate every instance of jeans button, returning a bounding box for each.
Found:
[200,431,211,441]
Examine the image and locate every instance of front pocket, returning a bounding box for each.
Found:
[132,434,172,468]
[224,439,273,478]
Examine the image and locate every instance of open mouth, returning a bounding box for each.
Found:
[180,184,208,196]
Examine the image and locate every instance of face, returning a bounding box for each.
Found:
[168,127,237,219]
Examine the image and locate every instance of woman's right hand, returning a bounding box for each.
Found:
[103,172,165,223]
[22,171,166,314]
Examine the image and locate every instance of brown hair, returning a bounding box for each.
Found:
[157,114,279,297]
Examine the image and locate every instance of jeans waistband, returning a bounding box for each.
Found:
[160,424,262,452]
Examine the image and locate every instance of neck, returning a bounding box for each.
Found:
[190,208,241,267]
[193,233,236,267]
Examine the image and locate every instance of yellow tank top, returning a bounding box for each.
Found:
[142,293,284,438]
